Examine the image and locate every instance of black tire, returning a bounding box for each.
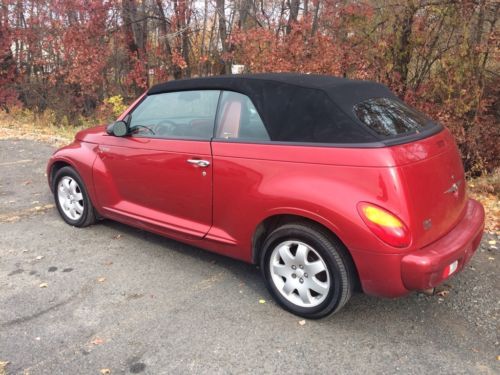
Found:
[53,166,97,227]
[260,222,355,319]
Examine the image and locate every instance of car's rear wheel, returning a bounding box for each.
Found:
[53,166,96,227]
[261,222,355,319]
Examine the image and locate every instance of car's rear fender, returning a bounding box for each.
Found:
[210,151,411,262]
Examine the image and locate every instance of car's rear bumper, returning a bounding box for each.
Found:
[400,198,484,291]
[351,198,485,297]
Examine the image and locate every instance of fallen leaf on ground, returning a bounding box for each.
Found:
[3,215,20,222]
[298,320,306,326]
[97,277,106,283]
[259,299,266,304]
[0,361,10,375]
[100,369,111,375]
[436,290,449,297]
[39,282,48,288]
[90,337,104,345]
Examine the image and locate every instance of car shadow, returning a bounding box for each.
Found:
[99,219,264,290]
[97,219,466,330]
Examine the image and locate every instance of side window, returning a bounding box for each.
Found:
[129,90,220,140]
[215,91,269,141]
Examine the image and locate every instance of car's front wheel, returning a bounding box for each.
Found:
[53,166,96,227]
[261,222,355,319]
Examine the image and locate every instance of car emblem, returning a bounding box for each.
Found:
[444,180,461,194]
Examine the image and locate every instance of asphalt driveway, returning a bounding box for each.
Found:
[0,139,498,374]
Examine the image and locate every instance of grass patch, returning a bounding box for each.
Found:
[0,110,92,146]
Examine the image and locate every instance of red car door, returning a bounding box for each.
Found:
[93,90,220,239]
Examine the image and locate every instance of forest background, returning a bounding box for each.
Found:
[0,0,498,178]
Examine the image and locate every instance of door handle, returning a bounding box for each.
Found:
[187,159,210,167]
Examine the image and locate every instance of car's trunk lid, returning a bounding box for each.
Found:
[391,129,468,248]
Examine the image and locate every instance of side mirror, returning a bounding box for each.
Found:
[106,120,129,137]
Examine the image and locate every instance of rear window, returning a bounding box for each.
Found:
[354,97,436,137]
[268,88,377,144]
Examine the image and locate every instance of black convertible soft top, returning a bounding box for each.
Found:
[147,73,439,146]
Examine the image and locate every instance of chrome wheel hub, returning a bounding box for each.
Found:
[269,240,330,308]
[57,176,84,221]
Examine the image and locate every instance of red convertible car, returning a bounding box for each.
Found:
[47,74,485,318]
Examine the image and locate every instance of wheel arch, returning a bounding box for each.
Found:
[48,159,76,192]
[251,213,360,289]
[48,153,101,218]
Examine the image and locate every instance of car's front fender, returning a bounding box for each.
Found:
[47,141,99,210]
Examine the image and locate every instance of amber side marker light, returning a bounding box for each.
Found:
[357,202,411,248]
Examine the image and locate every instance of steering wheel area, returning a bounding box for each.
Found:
[155,119,178,136]
[130,124,155,135]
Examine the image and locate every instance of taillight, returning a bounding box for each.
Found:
[357,202,411,248]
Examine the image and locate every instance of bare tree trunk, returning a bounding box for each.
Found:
[216,0,231,74]
[122,0,148,92]
[239,0,255,29]
[286,0,300,35]
[391,4,417,96]
[173,0,192,78]
[311,0,321,35]
[155,0,178,79]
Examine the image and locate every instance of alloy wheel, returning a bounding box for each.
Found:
[269,240,331,308]
[57,176,85,221]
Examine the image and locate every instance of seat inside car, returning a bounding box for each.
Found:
[217,98,242,139]
[216,95,269,140]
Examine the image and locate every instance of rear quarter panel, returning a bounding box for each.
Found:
[210,142,410,263]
